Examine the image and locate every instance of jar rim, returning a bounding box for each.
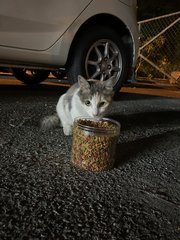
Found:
[74,117,121,134]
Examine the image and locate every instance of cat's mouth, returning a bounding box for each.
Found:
[90,114,102,119]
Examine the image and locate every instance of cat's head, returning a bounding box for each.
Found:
[78,75,115,118]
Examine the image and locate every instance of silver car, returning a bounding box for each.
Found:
[0,0,139,91]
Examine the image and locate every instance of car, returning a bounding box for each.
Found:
[0,0,139,91]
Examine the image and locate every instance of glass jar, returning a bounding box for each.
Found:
[71,118,120,172]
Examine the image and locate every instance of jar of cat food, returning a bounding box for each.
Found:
[71,118,120,172]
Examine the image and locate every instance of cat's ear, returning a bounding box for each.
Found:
[78,75,90,90]
[103,76,115,90]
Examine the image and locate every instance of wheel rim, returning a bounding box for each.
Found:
[85,39,122,84]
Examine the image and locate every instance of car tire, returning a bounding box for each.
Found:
[12,68,50,85]
[67,25,129,92]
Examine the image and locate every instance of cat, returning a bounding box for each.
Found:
[41,75,115,135]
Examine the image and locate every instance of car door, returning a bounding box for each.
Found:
[0,0,92,50]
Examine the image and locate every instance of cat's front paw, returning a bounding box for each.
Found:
[63,126,72,136]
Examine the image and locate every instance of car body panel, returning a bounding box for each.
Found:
[0,0,92,50]
[0,0,138,69]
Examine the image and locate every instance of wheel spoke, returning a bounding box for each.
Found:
[104,42,109,58]
[90,70,101,79]
[95,46,102,62]
[100,74,104,81]
[110,51,119,62]
[87,60,98,66]
[112,66,121,72]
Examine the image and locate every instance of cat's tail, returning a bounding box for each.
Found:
[41,114,60,131]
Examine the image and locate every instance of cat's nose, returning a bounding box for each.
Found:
[92,112,99,117]
[92,109,99,117]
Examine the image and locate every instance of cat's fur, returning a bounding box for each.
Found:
[41,75,115,135]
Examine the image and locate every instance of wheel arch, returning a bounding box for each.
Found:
[66,13,134,82]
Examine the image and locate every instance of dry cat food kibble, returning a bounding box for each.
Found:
[71,118,120,172]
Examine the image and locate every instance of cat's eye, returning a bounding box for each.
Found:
[99,101,106,107]
[85,100,91,106]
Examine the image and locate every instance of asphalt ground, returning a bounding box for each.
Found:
[0,80,180,239]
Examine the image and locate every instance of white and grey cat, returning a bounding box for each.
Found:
[41,75,115,135]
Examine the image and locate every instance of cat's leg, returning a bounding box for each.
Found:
[58,113,72,135]
[56,95,73,136]
[62,124,72,136]
[60,113,73,135]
